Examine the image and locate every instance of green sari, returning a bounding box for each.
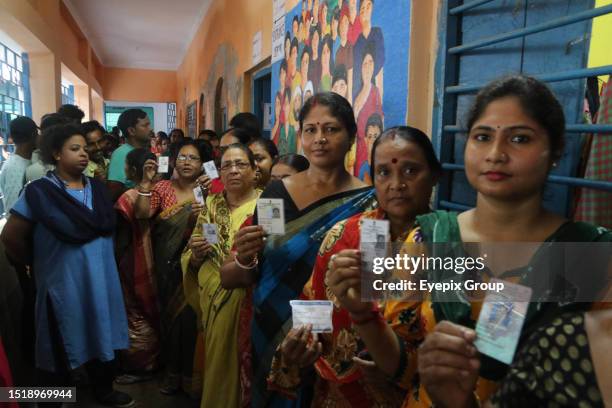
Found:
[152,199,197,394]
[181,191,260,408]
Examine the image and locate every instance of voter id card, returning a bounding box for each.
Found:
[193,186,206,204]
[360,218,390,261]
[475,279,532,365]
[157,156,169,173]
[203,160,219,179]
[257,198,285,235]
[290,300,333,333]
[202,223,219,244]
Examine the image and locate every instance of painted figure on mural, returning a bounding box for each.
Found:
[352,0,384,101]
[271,92,282,145]
[357,112,382,184]
[347,0,362,45]
[319,35,334,92]
[272,0,409,184]
[353,43,383,177]
[309,26,321,90]
[335,6,354,103]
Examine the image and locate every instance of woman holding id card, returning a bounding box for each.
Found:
[221,92,377,407]
[327,76,612,408]
[181,143,261,408]
[267,126,441,406]
[134,139,213,396]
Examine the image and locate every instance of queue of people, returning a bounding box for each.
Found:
[0,76,610,408]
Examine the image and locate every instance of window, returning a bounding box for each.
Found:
[0,41,25,118]
[61,81,75,105]
[432,0,612,216]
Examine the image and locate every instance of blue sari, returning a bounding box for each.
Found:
[251,181,376,407]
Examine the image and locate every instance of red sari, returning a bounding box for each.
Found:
[115,189,160,372]
[267,208,405,407]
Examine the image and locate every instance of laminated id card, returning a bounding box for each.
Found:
[474,279,532,364]
[202,223,219,244]
[193,186,206,204]
[203,160,219,179]
[257,198,285,235]
[290,300,333,333]
[157,156,169,173]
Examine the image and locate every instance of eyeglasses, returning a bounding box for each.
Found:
[219,160,251,172]
[176,154,202,162]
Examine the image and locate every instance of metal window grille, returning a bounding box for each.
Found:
[433,0,612,215]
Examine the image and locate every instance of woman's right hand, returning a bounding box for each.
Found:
[326,249,372,314]
[417,321,480,408]
[280,325,322,368]
[234,225,267,266]
[142,159,158,186]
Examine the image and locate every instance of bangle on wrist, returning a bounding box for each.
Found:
[137,190,152,197]
[235,253,258,270]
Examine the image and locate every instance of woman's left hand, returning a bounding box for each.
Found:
[418,321,480,408]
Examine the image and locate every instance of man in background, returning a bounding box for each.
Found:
[57,104,85,124]
[107,109,151,201]
[0,117,37,211]
[82,120,110,182]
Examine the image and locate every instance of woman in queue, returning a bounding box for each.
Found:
[114,148,160,383]
[270,154,310,181]
[134,139,212,396]
[181,144,261,408]
[248,137,279,189]
[1,123,133,407]
[269,126,441,406]
[220,92,378,407]
[326,75,612,407]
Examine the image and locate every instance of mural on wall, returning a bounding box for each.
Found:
[271,0,411,181]
[196,43,243,132]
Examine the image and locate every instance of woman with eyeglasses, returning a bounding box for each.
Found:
[181,143,261,408]
[133,139,213,396]
[220,92,377,407]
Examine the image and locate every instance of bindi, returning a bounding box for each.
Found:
[391,158,398,164]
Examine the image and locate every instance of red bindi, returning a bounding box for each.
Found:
[391,158,398,164]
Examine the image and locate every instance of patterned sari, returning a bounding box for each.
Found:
[267,208,406,407]
[150,181,198,395]
[251,182,377,407]
[384,210,612,407]
[114,189,160,372]
[181,191,260,408]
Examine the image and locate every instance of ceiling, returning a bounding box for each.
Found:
[63,0,212,70]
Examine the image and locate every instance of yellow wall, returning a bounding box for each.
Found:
[588,0,612,85]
